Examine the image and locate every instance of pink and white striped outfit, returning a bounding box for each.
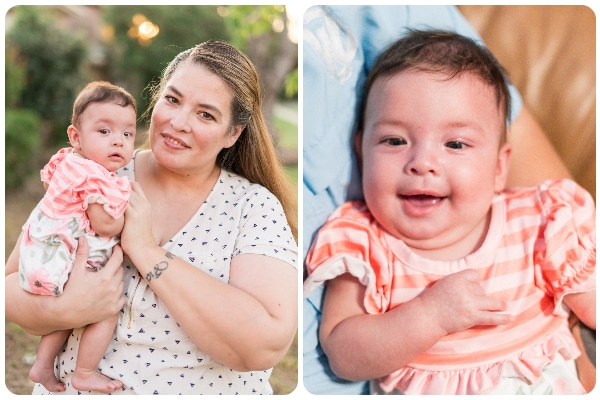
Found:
[19,147,130,296]
[304,179,595,395]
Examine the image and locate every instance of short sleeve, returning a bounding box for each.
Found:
[233,187,298,269]
[40,147,73,183]
[534,179,596,314]
[76,169,131,219]
[303,202,393,314]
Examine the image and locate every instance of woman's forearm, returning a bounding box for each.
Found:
[5,234,68,335]
[5,272,72,336]
[127,244,297,371]
[5,237,126,336]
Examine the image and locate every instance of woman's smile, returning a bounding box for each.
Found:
[161,133,190,149]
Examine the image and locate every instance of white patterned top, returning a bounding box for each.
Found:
[33,151,298,395]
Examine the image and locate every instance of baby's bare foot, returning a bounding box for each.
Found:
[71,369,122,394]
[28,364,66,392]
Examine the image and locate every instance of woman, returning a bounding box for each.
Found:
[5,40,298,395]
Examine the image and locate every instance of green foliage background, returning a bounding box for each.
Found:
[101,5,230,116]
[5,5,297,189]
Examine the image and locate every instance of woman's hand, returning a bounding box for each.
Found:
[60,237,126,328]
[121,181,157,257]
[118,180,297,371]
[5,236,125,335]
[421,269,514,336]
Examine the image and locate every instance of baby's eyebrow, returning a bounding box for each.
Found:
[371,118,408,129]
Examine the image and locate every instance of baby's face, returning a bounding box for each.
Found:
[358,70,510,259]
[70,102,137,172]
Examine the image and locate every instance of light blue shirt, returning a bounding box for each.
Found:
[302,5,523,395]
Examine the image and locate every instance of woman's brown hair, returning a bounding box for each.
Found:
[145,41,297,242]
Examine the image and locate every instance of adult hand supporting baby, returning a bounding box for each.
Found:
[59,237,126,329]
[421,269,514,336]
[5,235,125,336]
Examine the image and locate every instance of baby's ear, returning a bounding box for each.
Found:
[354,130,364,171]
[67,125,81,150]
[494,142,512,192]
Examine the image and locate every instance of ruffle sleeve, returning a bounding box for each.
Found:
[40,147,74,183]
[303,201,392,314]
[534,179,596,316]
[75,167,131,221]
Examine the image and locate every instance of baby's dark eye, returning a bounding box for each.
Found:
[445,141,465,150]
[384,138,406,146]
[99,128,109,134]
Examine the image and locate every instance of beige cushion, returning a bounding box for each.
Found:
[458,5,596,199]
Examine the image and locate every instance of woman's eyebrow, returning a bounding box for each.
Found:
[166,85,223,119]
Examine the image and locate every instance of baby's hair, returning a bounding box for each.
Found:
[358,29,511,142]
[71,81,137,127]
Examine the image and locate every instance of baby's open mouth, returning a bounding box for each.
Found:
[400,194,445,207]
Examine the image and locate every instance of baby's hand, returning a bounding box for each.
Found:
[420,269,514,336]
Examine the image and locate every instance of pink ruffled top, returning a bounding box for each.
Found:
[39,147,131,235]
[304,179,596,395]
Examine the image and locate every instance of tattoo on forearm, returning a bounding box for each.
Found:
[146,252,174,282]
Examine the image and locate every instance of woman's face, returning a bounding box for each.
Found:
[149,62,243,175]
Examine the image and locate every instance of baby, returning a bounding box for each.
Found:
[20,81,137,393]
[304,29,595,395]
